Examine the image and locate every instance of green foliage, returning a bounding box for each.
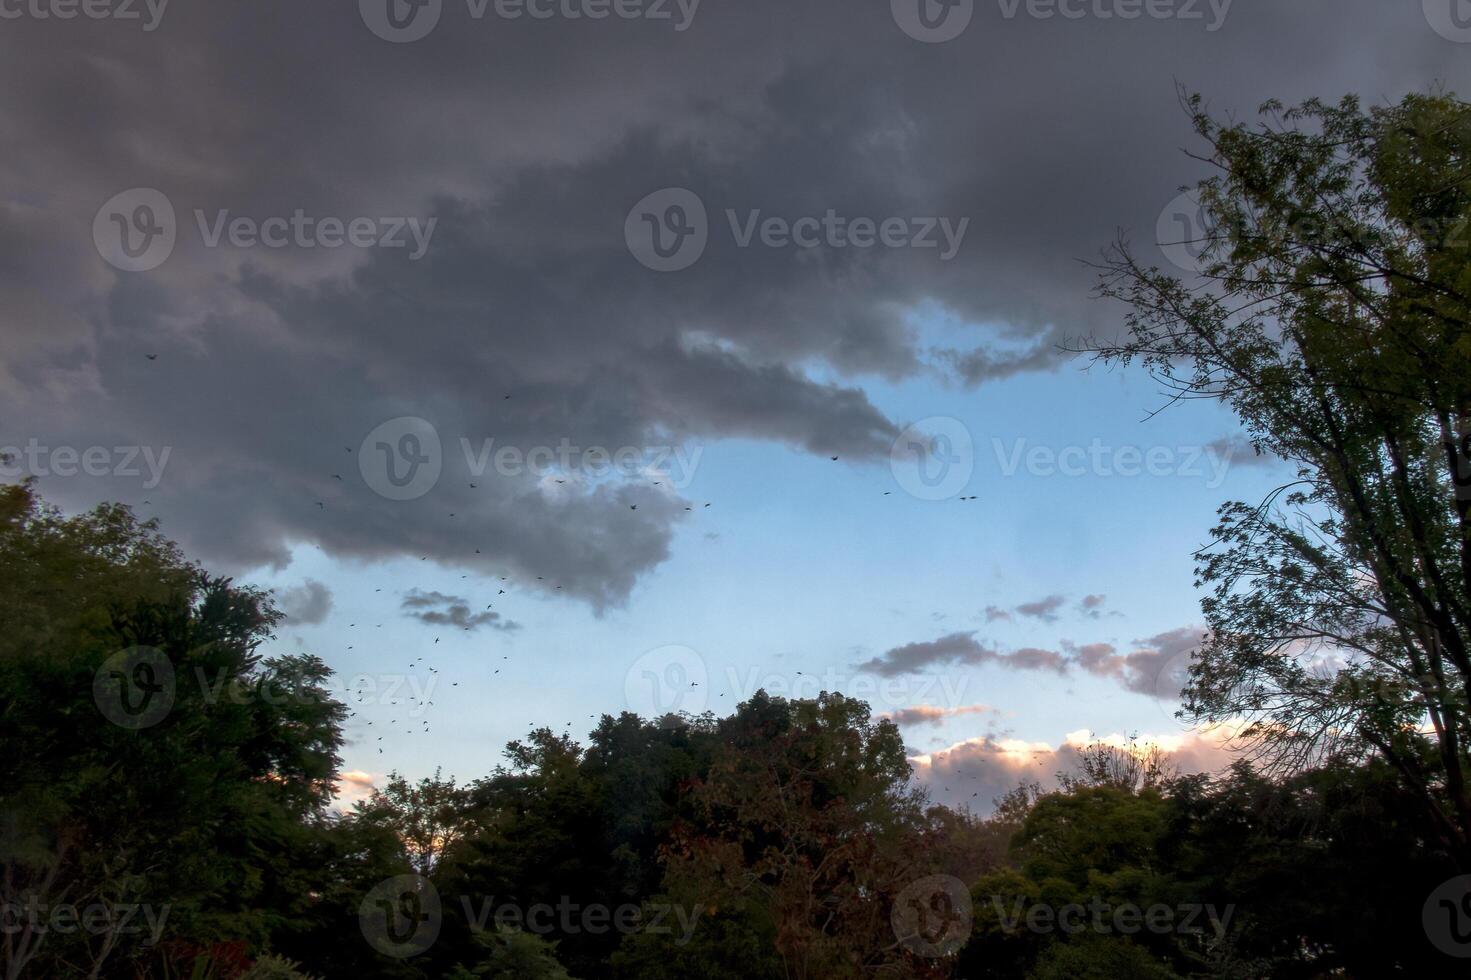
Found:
[238,953,320,980]
[1028,937,1184,980]
[1088,87,1471,866]
[446,927,574,979]
[961,786,1201,979]
[653,691,950,979]
[0,484,348,978]
[961,758,1457,977]
[354,768,471,876]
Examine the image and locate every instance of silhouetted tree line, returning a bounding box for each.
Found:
[0,481,1460,978]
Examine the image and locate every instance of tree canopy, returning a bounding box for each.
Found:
[1085,89,1471,868]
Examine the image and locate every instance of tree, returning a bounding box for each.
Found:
[1168,759,1455,976]
[0,483,347,977]
[418,714,728,979]
[354,769,472,877]
[446,927,574,980]
[1057,740,1173,794]
[260,811,420,980]
[960,784,1199,980]
[1082,89,1471,867]
[655,691,951,979]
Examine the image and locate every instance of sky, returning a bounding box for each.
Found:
[2,0,1467,811]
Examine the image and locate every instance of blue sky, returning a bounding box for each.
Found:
[254,340,1283,792]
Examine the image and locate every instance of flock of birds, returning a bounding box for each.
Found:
[136,357,993,798]
[314,391,729,757]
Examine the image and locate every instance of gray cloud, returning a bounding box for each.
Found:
[881,703,994,726]
[865,624,1204,700]
[985,593,1102,624]
[1014,594,1066,622]
[0,0,1458,605]
[401,589,521,633]
[1078,594,1107,619]
[276,578,333,625]
[858,631,1066,677]
[1065,627,1206,698]
[1204,435,1278,468]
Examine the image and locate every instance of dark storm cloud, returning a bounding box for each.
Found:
[401,589,521,633]
[0,0,1460,602]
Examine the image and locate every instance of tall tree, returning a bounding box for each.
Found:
[354,769,472,878]
[1083,90,1471,866]
[656,691,951,979]
[0,483,347,977]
